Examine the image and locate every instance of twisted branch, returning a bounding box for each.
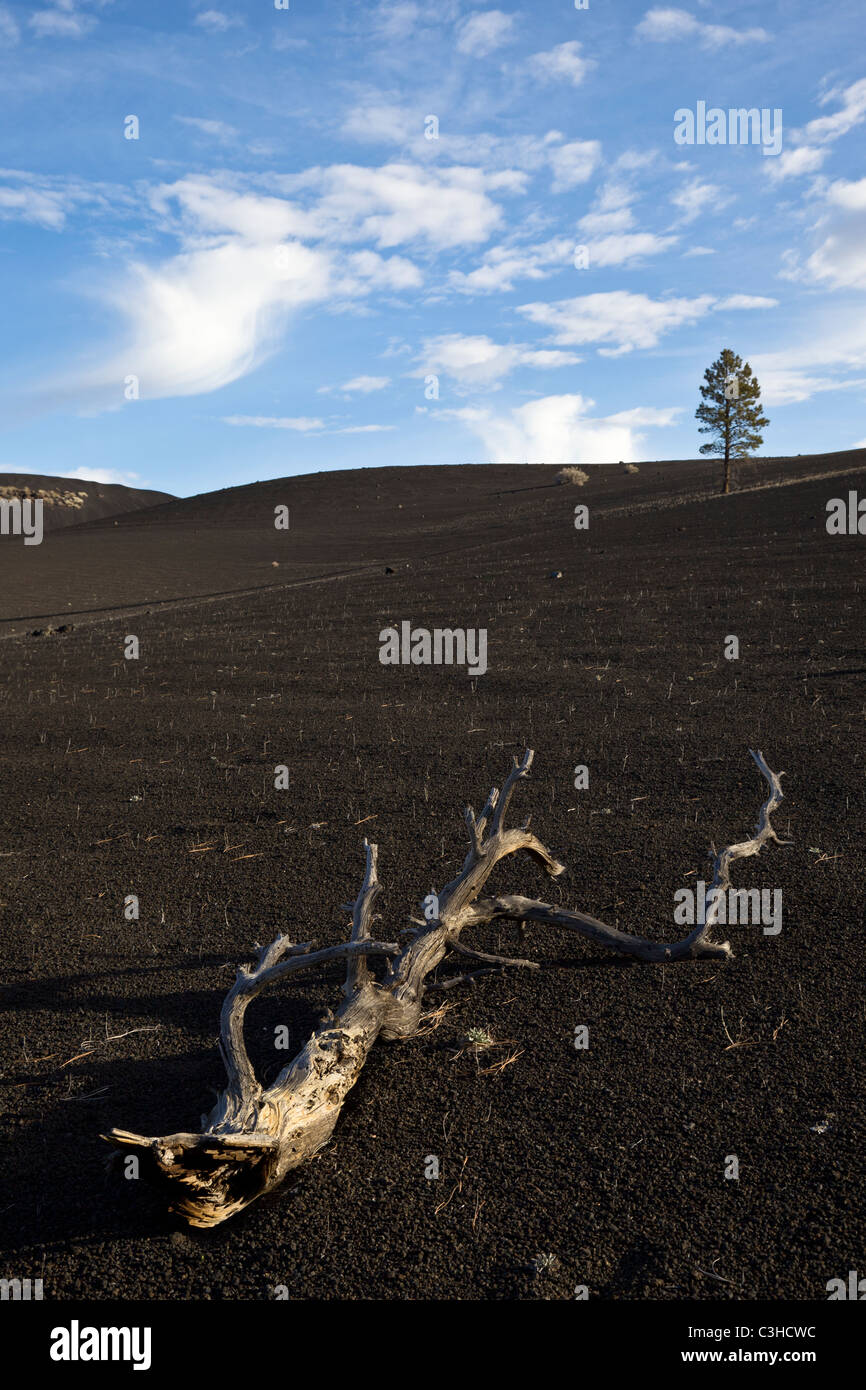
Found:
[104,748,790,1226]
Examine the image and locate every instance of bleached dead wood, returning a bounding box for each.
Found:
[104,749,789,1227]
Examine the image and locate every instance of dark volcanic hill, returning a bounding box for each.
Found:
[0,449,862,633]
[0,472,174,534]
[0,447,864,1302]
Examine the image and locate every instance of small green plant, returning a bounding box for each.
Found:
[465,1027,495,1050]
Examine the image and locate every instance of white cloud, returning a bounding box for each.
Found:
[716,294,778,310]
[752,314,866,405]
[59,466,141,485]
[176,117,238,141]
[223,416,325,431]
[529,41,593,88]
[548,140,602,192]
[334,423,394,433]
[448,237,574,294]
[456,10,515,58]
[824,176,866,211]
[0,4,19,43]
[279,162,520,249]
[635,7,770,48]
[222,415,393,436]
[605,406,681,427]
[798,77,866,147]
[559,168,672,266]
[788,177,866,292]
[341,247,422,291]
[0,169,120,229]
[414,333,579,388]
[753,371,857,406]
[805,231,866,291]
[0,183,70,229]
[765,146,827,183]
[64,183,337,402]
[766,79,866,184]
[441,393,673,464]
[372,1,421,41]
[96,234,331,404]
[518,290,716,356]
[340,116,602,199]
[194,9,240,33]
[584,232,678,267]
[671,178,730,223]
[30,5,96,39]
[151,176,310,242]
[34,165,490,407]
[341,375,390,393]
[518,289,775,358]
[578,206,633,236]
[341,103,415,145]
[427,129,561,172]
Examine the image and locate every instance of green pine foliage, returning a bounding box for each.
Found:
[697,348,769,462]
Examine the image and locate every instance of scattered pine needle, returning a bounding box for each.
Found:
[479,1046,524,1076]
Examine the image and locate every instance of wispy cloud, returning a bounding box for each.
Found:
[29,1,104,40]
[413,333,579,389]
[798,177,866,291]
[456,10,515,58]
[671,178,731,224]
[340,375,390,393]
[223,415,324,431]
[0,169,120,229]
[518,289,775,357]
[193,9,240,33]
[548,140,602,192]
[372,1,421,42]
[753,313,866,404]
[529,41,594,88]
[222,415,393,435]
[334,423,394,433]
[518,290,716,356]
[449,237,574,295]
[59,464,140,484]
[768,78,866,181]
[635,7,770,48]
[440,393,676,464]
[276,162,522,249]
[175,116,238,141]
[0,4,19,44]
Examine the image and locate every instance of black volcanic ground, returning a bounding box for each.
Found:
[0,472,174,536]
[0,451,863,1301]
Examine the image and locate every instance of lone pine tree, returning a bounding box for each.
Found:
[696,348,769,494]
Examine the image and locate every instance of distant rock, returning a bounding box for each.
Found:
[549,570,563,579]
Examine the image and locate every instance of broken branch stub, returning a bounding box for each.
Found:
[103,749,789,1227]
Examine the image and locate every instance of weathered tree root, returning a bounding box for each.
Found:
[103,749,789,1227]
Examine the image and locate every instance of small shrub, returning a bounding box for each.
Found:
[624,463,639,474]
[557,466,589,486]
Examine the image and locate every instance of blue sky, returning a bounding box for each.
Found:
[0,0,864,496]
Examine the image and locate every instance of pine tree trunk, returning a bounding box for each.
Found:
[723,398,731,494]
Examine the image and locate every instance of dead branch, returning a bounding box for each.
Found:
[104,748,789,1226]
